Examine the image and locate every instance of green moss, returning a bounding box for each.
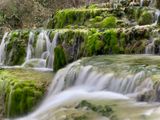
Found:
[1,73,46,118]
[125,7,137,20]
[138,11,153,25]
[5,30,30,65]
[54,8,107,28]
[0,11,5,25]
[53,45,67,71]
[0,68,51,118]
[100,16,117,28]
[77,100,117,119]
[103,29,120,54]
[86,31,104,55]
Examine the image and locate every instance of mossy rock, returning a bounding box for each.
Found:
[100,16,117,28]
[5,30,29,65]
[0,70,47,118]
[5,80,45,118]
[86,31,104,55]
[103,29,121,54]
[53,8,108,28]
[53,45,67,71]
[156,0,160,9]
[138,11,153,25]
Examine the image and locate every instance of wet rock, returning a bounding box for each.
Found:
[156,0,160,9]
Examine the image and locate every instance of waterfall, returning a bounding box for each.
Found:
[0,32,9,65]
[140,0,144,7]
[16,57,156,120]
[26,32,34,61]
[154,9,160,25]
[23,31,59,69]
[145,39,155,54]
[35,31,47,58]
[45,32,59,68]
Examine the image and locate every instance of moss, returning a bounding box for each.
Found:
[86,31,104,55]
[100,16,117,28]
[125,7,137,20]
[5,30,30,65]
[54,8,107,28]
[0,71,46,118]
[94,16,103,22]
[46,18,54,29]
[88,4,98,9]
[103,29,120,54]
[0,11,5,25]
[125,40,146,54]
[138,11,153,25]
[53,45,67,71]
[77,100,117,119]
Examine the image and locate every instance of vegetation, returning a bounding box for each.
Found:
[0,0,160,119]
[54,45,67,71]
[77,100,117,119]
[0,69,53,118]
[138,11,153,25]
[100,16,117,28]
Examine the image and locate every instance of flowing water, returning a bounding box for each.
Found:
[0,32,9,65]
[1,1,160,119]
[10,55,160,120]
[26,32,35,61]
[24,31,59,69]
[0,31,59,69]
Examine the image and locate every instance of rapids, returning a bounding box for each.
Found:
[11,55,160,120]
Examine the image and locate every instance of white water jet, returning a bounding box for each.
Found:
[154,9,160,25]
[0,32,9,65]
[25,31,59,69]
[26,32,34,61]
[140,0,144,7]
[45,32,59,68]
[35,31,46,58]
[145,39,155,54]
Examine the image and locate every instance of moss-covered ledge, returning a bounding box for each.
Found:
[0,69,53,118]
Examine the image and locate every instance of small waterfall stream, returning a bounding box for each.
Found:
[24,31,59,69]
[0,31,59,69]
[26,32,35,61]
[145,39,155,54]
[154,9,160,25]
[0,32,9,65]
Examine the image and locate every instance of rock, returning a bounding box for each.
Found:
[156,0,160,9]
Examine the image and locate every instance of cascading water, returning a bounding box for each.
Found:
[0,30,59,69]
[26,32,34,61]
[154,9,160,25]
[140,0,144,7]
[0,32,9,65]
[145,39,155,54]
[45,32,59,68]
[23,31,59,69]
[15,55,160,120]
